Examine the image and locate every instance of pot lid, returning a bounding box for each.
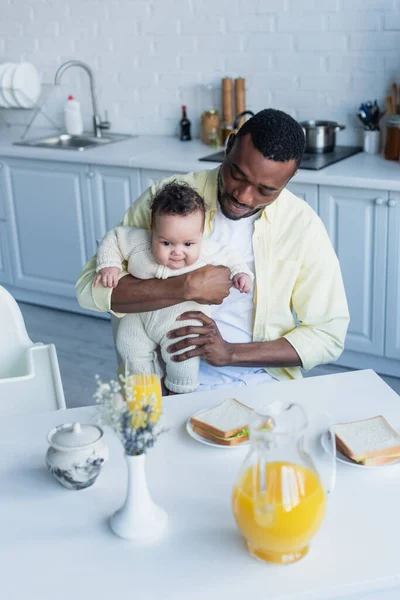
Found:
[47,422,103,451]
[387,116,400,127]
[299,120,341,128]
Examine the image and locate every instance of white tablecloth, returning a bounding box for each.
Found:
[1,369,400,600]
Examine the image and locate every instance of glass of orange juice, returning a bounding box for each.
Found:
[232,402,335,564]
[124,372,162,427]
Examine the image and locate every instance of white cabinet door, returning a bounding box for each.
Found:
[139,169,181,194]
[385,192,400,361]
[0,221,11,285]
[6,159,91,298]
[286,182,318,213]
[0,162,11,284]
[87,165,141,254]
[319,186,388,356]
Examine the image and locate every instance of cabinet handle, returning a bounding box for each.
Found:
[87,171,95,178]
[375,198,384,205]
[388,200,397,208]
[0,163,3,170]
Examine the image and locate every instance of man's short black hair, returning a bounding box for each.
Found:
[150,180,206,226]
[237,109,306,169]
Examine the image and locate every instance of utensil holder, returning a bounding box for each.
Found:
[363,129,380,154]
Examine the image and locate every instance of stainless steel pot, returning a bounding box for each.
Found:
[299,120,345,154]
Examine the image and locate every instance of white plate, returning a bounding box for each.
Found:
[0,63,15,107]
[186,409,250,449]
[12,62,41,108]
[320,429,400,469]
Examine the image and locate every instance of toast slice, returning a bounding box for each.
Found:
[332,416,400,464]
[190,397,252,439]
[361,455,400,467]
[190,398,252,445]
[192,424,249,446]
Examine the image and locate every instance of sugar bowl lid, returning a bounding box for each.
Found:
[47,422,103,451]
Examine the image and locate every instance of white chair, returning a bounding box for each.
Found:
[0,285,66,416]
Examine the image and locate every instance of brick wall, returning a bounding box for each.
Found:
[2,0,399,144]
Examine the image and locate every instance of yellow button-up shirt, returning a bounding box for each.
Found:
[76,167,349,382]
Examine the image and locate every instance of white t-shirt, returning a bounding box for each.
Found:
[198,204,275,391]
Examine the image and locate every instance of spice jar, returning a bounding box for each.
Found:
[384,116,400,161]
[201,110,220,145]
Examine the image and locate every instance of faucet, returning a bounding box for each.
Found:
[54,60,110,138]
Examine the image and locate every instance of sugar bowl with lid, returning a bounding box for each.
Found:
[46,422,109,490]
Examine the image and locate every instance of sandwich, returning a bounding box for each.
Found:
[190,398,253,446]
[332,416,400,466]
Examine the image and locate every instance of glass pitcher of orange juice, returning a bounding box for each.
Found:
[232,401,335,565]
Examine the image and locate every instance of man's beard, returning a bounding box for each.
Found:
[217,169,261,221]
[218,191,261,221]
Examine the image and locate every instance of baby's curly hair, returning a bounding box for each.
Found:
[237,109,306,169]
[150,181,206,226]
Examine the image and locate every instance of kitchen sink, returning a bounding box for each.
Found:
[14,133,134,151]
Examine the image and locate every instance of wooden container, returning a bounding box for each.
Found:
[235,78,246,129]
[222,77,233,127]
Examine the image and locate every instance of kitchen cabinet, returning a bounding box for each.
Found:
[87,165,141,254]
[5,158,92,301]
[0,221,11,284]
[385,192,400,361]
[319,186,389,357]
[0,148,398,377]
[0,163,11,284]
[287,182,318,213]
[139,169,183,194]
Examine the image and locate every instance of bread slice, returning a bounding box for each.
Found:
[332,416,400,464]
[190,398,252,442]
[192,424,249,446]
[361,455,400,467]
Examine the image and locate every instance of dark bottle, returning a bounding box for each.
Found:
[180,105,191,141]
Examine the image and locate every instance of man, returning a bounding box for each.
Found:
[76,109,350,389]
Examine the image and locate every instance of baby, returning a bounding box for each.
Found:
[94,181,253,394]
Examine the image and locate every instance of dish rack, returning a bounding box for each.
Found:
[0,83,62,140]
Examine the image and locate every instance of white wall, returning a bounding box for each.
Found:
[2,0,399,145]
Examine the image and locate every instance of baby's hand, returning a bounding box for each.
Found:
[94,267,120,288]
[232,273,252,294]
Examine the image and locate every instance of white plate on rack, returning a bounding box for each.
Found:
[12,62,41,108]
[186,409,250,449]
[320,429,400,469]
[1,63,18,107]
[0,63,15,107]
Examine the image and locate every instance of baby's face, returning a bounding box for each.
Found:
[151,211,204,269]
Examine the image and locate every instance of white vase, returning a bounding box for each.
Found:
[110,453,168,542]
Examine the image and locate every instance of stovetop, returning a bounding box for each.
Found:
[199,145,363,170]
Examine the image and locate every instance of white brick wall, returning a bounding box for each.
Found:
[2,0,399,144]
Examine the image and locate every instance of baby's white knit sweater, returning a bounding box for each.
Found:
[96,226,253,282]
[96,226,253,393]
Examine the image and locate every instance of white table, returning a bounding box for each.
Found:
[1,369,400,600]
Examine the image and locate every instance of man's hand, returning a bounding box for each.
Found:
[167,311,233,366]
[184,265,232,305]
[94,266,120,288]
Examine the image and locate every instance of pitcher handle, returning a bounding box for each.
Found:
[300,411,336,495]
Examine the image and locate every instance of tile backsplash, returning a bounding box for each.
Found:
[2,0,399,144]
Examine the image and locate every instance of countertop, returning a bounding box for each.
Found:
[0,127,399,191]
